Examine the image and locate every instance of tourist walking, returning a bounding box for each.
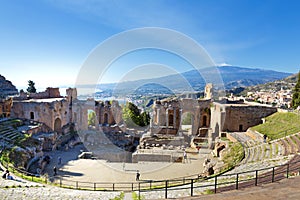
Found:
[136,171,140,181]
[53,166,57,176]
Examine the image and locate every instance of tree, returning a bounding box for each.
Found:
[88,110,96,126]
[182,113,192,125]
[140,111,150,126]
[122,102,150,128]
[27,80,36,93]
[292,71,300,109]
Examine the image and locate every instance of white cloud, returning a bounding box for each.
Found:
[218,62,231,66]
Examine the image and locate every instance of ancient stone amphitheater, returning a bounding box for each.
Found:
[1,116,300,200]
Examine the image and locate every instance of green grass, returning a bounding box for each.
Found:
[221,142,244,171]
[132,192,145,200]
[251,112,300,140]
[110,192,125,200]
[203,189,214,194]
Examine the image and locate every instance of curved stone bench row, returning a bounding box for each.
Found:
[230,132,295,166]
[0,125,23,143]
[244,132,300,165]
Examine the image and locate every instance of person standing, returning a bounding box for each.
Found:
[183,150,187,163]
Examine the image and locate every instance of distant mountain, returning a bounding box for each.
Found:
[0,75,18,98]
[96,66,292,96]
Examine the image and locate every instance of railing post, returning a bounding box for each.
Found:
[94,183,96,191]
[287,164,290,178]
[60,179,62,187]
[165,180,168,199]
[138,182,141,200]
[214,176,217,193]
[255,170,258,186]
[191,179,194,196]
[183,177,185,184]
[76,181,78,189]
[236,173,239,189]
[272,167,275,182]
[132,183,134,191]
[113,183,115,191]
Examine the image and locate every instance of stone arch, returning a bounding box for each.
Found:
[54,118,62,133]
[180,112,194,134]
[87,109,97,128]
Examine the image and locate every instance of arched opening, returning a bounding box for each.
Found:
[203,115,207,127]
[104,113,108,124]
[181,112,193,135]
[30,112,34,120]
[168,114,174,127]
[217,144,226,157]
[239,124,243,132]
[88,109,97,128]
[54,118,62,133]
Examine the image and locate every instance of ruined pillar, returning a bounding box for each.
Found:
[173,108,176,129]
[157,108,160,126]
[166,109,169,128]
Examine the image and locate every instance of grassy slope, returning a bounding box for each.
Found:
[251,112,300,140]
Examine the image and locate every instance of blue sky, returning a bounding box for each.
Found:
[1,0,300,91]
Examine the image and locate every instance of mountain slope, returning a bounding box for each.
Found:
[0,75,18,98]
[97,66,292,95]
[240,72,299,94]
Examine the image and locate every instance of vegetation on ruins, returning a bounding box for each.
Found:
[26,80,36,93]
[292,71,300,109]
[132,192,145,200]
[0,118,41,172]
[221,142,244,171]
[181,112,192,125]
[122,102,150,128]
[110,192,125,200]
[251,112,300,140]
[88,110,96,126]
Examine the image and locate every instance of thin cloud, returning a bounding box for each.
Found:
[44,0,190,29]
